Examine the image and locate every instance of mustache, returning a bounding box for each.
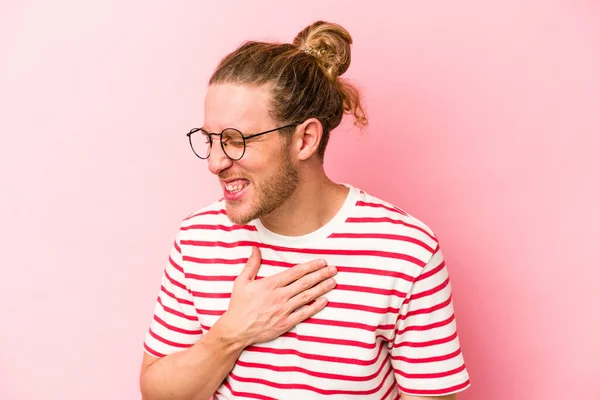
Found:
[219,173,250,180]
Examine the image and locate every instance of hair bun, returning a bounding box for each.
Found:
[293,21,353,80]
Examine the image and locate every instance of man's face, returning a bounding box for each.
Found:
[204,83,299,225]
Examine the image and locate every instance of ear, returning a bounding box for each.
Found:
[293,118,323,161]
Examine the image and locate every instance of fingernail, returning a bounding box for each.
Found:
[329,266,337,274]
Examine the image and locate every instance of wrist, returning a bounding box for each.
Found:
[210,313,250,353]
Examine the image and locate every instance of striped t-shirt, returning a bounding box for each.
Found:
[144,185,470,399]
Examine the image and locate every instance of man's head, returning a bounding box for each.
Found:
[198,21,367,224]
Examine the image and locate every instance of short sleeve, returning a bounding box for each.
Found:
[143,230,203,358]
[391,245,470,396]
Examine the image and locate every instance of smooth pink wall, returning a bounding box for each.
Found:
[1,1,598,399]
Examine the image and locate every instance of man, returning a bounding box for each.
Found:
[140,20,470,400]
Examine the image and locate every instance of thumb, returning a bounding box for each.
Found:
[240,246,262,281]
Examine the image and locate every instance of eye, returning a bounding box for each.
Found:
[222,129,244,148]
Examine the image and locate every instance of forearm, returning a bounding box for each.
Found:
[140,319,246,400]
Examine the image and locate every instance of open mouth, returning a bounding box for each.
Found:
[223,179,250,200]
[225,181,248,193]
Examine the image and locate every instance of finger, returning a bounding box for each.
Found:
[238,246,262,281]
[285,265,337,298]
[286,277,336,312]
[272,259,329,287]
[286,297,329,327]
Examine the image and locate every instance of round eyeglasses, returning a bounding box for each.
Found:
[186,123,301,161]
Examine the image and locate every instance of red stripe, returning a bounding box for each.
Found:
[174,240,181,254]
[185,208,227,220]
[345,217,437,242]
[335,284,407,298]
[183,256,247,266]
[160,284,194,306]
[337,265,415,280]
[327,301,400,315]
[380,377,397,400]
[396,314,455,336]
[416,257,444,282]
[356,200,408,216]
[168,256,184,274]
[400,296,452,322]
[148,328,192,349]
[392,347,462,364]
[228,366,394,395]
[185,273,237,281]
[157,297,199,321]
[191,300,399,320]
[235,353,388,381]
[394,363,466,379]
[397,379,470,396]
[394,331,458,349]
[186,287,405,304]
[165,270,187,291]
[305,317,395,333]
[409,277,450,301]
[195,308,225,316]
[279,331,376,349]
[202,316,393,336]
[200,323,211,331]
[190,290,231,298]
[245,341,387,366]
[180,240,426,266]
[222,380,276,400]
[143,343,165,358]
[154,315,202,335]
[328,232,434,252]
[182,257,418,281]
[191,257,414,282]
[181,224,257,232]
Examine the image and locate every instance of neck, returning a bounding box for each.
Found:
[259,168,349,237]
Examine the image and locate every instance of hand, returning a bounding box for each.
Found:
[218,246,337,347]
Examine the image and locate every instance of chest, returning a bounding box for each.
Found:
[184,247,413,348]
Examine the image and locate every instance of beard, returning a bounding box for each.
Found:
[225,151,299,225]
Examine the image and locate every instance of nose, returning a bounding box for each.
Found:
[207,140,233,175]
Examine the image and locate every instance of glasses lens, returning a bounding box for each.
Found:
[189,129,211,159]
[221,129,245,160]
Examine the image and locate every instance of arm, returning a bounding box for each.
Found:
[140,246,338,400]
[391,244,470,397]
[140,319,246,400]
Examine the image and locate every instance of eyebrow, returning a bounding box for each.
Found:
[199,126,258,137]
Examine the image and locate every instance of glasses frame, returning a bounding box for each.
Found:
[186,122,302,161]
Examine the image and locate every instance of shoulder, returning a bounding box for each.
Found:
[349,187,440,256]
[178,198,231,231]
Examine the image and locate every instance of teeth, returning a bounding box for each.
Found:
[226,182,248,193]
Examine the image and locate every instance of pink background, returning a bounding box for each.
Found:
[1,1,599,399]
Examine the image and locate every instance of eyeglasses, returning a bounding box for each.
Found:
[186,123,301,161]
